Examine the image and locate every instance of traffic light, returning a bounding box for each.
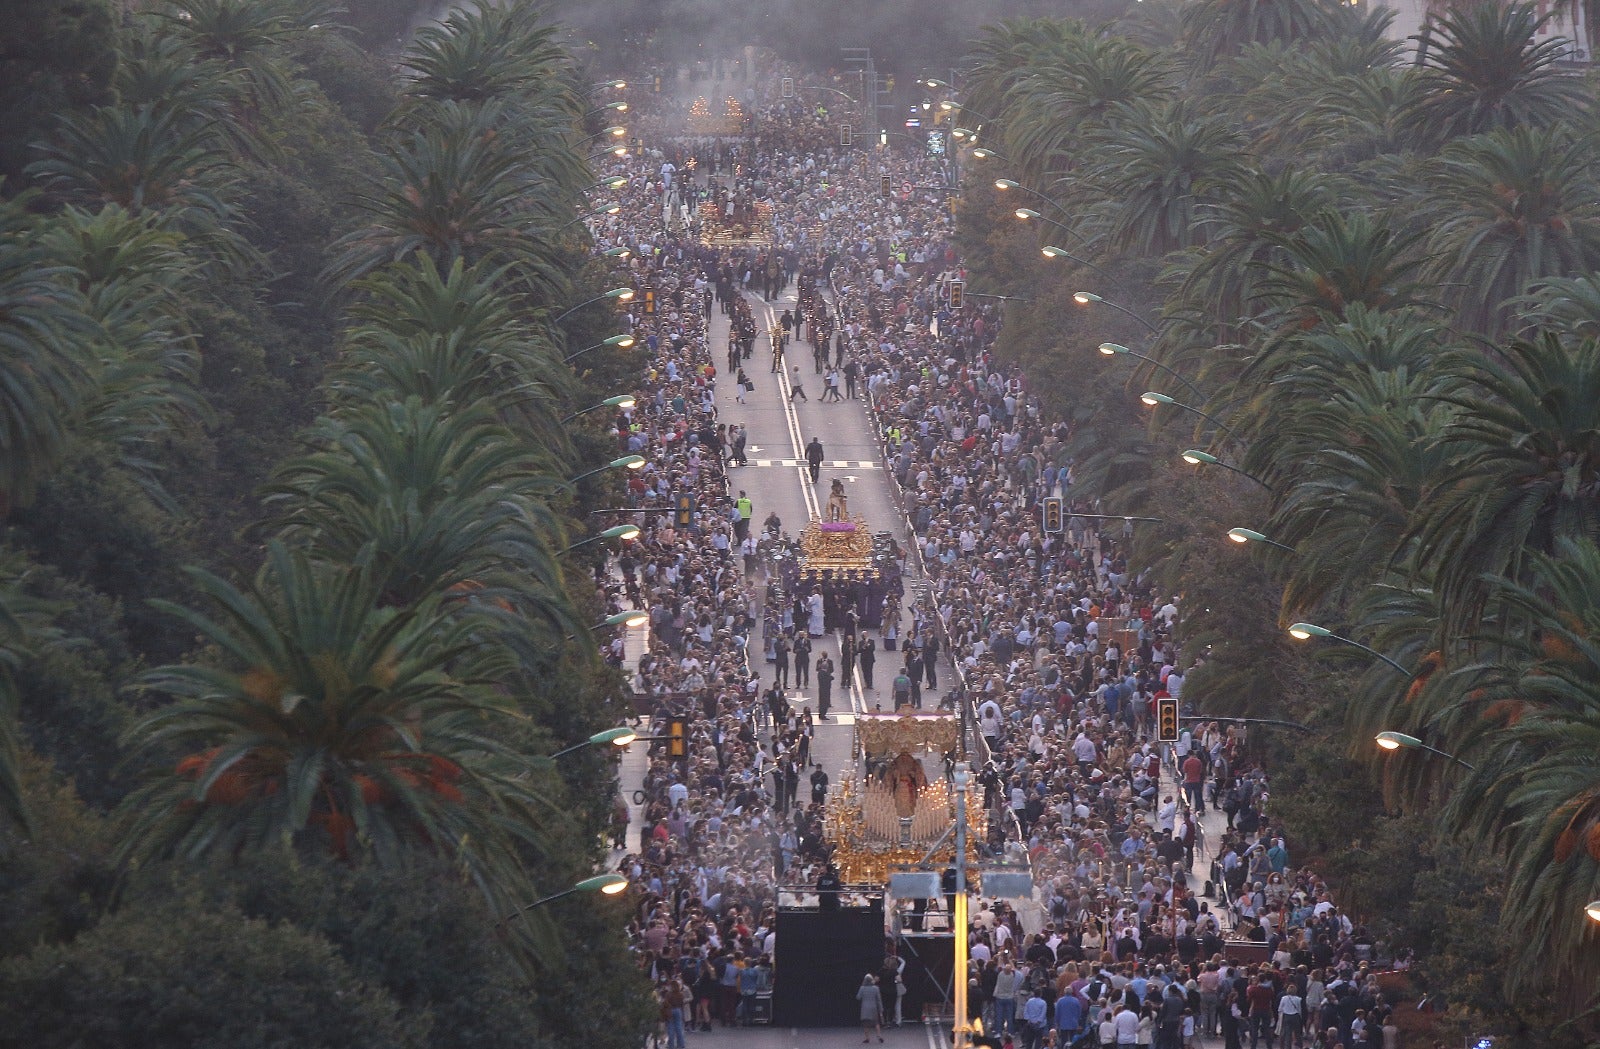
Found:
[667,716,688,762]
[948,279,964,309]
[1043,496,1063,534]
[781,77,795,98]
[881,173,892,196]
[674,493,693,529]
[643,288,656,315]
[840,125,853,148]
[1157,698,1180,743]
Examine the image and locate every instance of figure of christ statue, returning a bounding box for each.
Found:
[828,479,848,522]
[887,750,929,818]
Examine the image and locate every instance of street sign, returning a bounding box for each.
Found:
[1043,496,1063,534]
[1157,697,1180,742]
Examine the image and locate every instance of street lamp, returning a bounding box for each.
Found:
[563,524,641,553]
[1586,900,1600,924]
[1073,290,1160,334]
[586,100,628,118]
[1288,622,1409,675]
[1181,449,1271,488]
[563,394,636,422]
[552,202,620,233]
[1374,731,1474,769]
[568,454,646,486]
[602,246,631,258]
[597,79,627,90]
[970,147,1004,160]
[1099,343,1205,399]
[586,145,629,163]
[598,610,649,630]
[551,726,639,759]
[580,125,628,146]
[563,333,636,364]
[1040,245,1116,282]
[553,287,634,323]
[1140,391,1234,435]
[1227,527,1297,553]
[922,78,951,89]
[504,873,628,924]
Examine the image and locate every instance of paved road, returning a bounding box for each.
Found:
[616,266,922,843]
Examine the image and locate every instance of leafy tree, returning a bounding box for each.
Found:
[0,0,118,185]
[0,896,421,1049]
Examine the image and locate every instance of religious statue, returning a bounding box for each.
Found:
[887,750,928,818]
[827,478,848,522]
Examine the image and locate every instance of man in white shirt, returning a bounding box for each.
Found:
[1113,1002,1141,1044]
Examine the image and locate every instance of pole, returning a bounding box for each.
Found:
[953,762,970,1049]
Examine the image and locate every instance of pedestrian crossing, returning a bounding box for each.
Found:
[730,459,882,469]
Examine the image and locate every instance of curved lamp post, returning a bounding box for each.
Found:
[563,524,641,553]
[581,125,628,146]
[1227,527,1297,553]
[504,873,628,925]
[569,454,646,486]
[602,245,631,258]
[1141,391,1234,435]
[564,333,636,364]
[1040,245,1115,283]
[552,202,621,234]
[563,394,636,422]
[1100,343,1204,399]
[1374,731,1474,769]
[1073,291,1160,335]
[554,287,634,323]
[586,100,628,118]
[1181,449,1270,489]
[1586,900,1600,924]
[552,726,639,759]
[1288,622,1409,675]
[1015,208,1094,249]
[587,144,629,163]
[597,79,627,90]
[969,147,1005,161]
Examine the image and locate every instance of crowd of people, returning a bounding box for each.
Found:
[585,53,1393,1049]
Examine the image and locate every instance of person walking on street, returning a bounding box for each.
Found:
[857,975,883,1043]
[806,437,824,483]
[816,654,834,718]
[734,492,753,542]
[773,633,791,690]
[789,365,807,401]
[859,637,876,690]
[793,633,812,688]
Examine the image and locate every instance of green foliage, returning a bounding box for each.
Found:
[0,0,118,185]
[0,895,422,1049]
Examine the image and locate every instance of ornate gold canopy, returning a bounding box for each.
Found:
[855,711,960,757]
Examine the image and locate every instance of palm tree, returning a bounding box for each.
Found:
[1002,36,1174,183]
[323,101,566,294]
[1250,208,1432,341]
[961,18,1089,140]
[37,205,209,506]
[264,398,575,632]
[1079,99,1248,256]
[0,559,54,830]
[1181,0,1346,67]
[331,258,573,449]
[1421,538,1600,1006]
[26,104,238,230]
[118,542,567,957]
[1424,126,1600,334]
[1411,333,1600,639]
[0,194,92,511]
[1402,2,1587,146]
[402,0,577,109]
[158,0,332,118]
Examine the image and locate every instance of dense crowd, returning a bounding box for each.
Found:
[589,56,1392,1049]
